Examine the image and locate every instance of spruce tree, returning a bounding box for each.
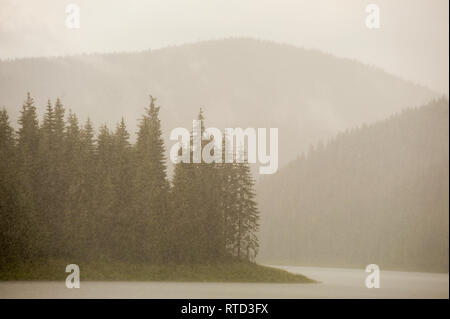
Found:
[170,146,198,262]
[63,110,84,259]
[0,108,22,264]
[94,124,115,258]
[111,118,134,260]
[37,99,57,257]
[16,93,42,260]
[78,118,97,259]
[218,135,240,258]
[235,159,259,260]
[0,93,262,266]
[133,95,169,262]
[171,109,223,262]
[51,98,67,257]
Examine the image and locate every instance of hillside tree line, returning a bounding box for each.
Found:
[0,93,259,267]
[258,98,449,272]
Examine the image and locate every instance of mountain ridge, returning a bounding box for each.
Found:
[0,38,438,167]
[257,98,449,272]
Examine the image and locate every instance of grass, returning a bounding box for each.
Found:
[0,260,315,283]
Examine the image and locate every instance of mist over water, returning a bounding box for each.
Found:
[1,266,448,299]
[0,1,448,301]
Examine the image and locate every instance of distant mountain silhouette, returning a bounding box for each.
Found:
[257,98,449,272]
[0,38,438,167]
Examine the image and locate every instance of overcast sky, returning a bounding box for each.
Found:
[0,0,448,94]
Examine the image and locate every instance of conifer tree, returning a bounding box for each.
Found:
[218,135,240,258]
[16,93,42,259]
[133,95,169,262]
[77,118,97,258]
[51,98,67,257]
[235,159,259,260]
[0,108,22,264]
[171,144,199,262]
[17,93,40,163]
[94,124,115,258]
[37,99,57,257]
[171,109,224,262]
[0,94,262,266]
[54,98,66,161]
[63,110,84,258]
[111,118,134,260]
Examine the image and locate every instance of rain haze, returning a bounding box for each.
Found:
[0,0,448,300]
[0,0,448,94]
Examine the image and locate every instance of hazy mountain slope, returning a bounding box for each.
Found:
[0,38,437,167]
[257,98,449,272]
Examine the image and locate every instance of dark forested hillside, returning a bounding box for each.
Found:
[0,94,259,267]
[258,98,449,272]
[0,38,437,167]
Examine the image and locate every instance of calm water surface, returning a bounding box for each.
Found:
[0,265,448,298]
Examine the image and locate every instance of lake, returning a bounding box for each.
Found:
[0,265,448,298]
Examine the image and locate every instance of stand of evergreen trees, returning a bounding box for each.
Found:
[258,98,449,272]
[0,93,259,267]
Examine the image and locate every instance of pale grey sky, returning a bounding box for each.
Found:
[0,0,448,94]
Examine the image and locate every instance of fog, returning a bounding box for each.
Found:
[0,0,448,297]
[0,39,438,168]
[0,0,448,94]
[1,266,448,298]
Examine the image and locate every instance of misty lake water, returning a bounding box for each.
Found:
[0,265,448,299]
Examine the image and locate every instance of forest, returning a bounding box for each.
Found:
[0,39,436,169]
[0,93,259,268]
[258,98,449,272]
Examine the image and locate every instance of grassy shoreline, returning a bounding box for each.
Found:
[0,260,315,283]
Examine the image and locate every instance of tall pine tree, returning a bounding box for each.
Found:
[132,96,169,262]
